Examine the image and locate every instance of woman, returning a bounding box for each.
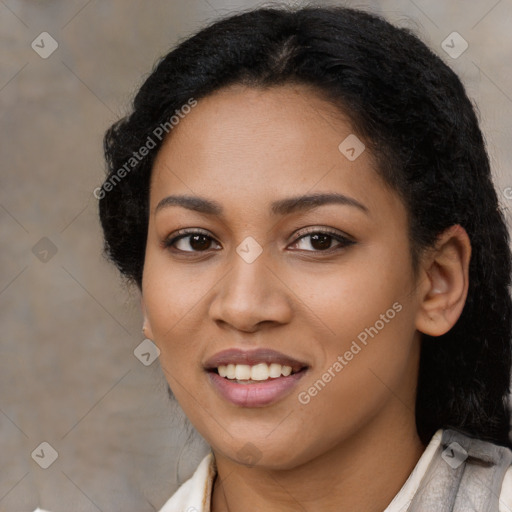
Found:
[97,5,512,511]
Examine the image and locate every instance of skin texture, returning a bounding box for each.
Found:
[142,84,471,512]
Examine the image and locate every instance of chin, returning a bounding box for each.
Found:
[216,438,311,471]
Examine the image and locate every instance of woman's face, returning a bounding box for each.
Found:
[142,84,424,469]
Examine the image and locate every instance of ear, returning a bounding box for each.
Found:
[415,225,471,337]
[141,297,154,340]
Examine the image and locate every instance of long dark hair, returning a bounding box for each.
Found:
[99,5,512,447]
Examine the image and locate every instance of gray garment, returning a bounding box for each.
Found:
[408,428,512,511]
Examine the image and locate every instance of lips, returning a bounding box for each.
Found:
[204,348,309,407]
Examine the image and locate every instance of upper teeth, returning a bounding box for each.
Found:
[217,363,293,380]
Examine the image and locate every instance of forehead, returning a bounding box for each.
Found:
[149,84,398,221]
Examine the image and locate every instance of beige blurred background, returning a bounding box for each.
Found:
[1,0,512,510]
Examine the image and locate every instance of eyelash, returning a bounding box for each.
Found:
[162,227,356,255]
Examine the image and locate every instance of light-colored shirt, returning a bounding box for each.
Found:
[157,429,512,512]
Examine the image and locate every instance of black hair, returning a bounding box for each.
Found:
[99,5,512,447]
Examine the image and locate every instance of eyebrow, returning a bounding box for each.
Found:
[155,192,369,217]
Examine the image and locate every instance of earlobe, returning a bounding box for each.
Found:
[141,297,154,340]
[415,225,471,337]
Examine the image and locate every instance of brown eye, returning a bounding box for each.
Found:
[183,234,214,251]
[163,229,221,253]
[309,233,334,251]
[289,229,355,253]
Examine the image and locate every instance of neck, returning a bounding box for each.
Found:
[211,404,426,512]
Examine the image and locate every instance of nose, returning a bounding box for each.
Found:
[208,248,293,333]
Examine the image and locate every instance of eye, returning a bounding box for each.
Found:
[163,228,221,253]
[162,227,355,255]
[288,228,355,253]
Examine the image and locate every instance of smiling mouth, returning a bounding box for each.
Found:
[204,349,310,406]
[210,363,308,384]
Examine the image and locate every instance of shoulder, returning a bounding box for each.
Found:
[31,453,216,512]
[499,464,512,512]
[158,451,216,512]
[386,429,512,512]
[433,429,512,512]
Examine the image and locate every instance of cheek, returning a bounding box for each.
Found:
[299,245,412,342]
[143,243,214,320]
[296,242,417,401]
[141,254,212,367]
